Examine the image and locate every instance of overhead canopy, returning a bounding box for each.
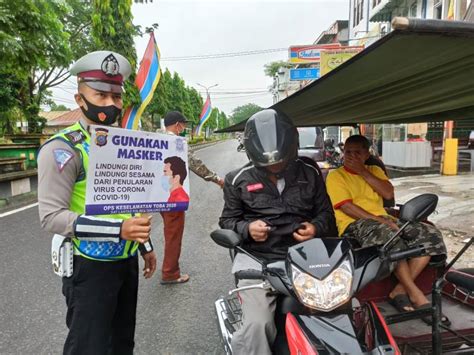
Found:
[370,0,404,22]
[218,18,474,133]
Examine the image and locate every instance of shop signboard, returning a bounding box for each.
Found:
[320,47,364,76]
[290,68,320,81]
[288,43,341,64]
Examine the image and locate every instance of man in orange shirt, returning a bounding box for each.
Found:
[326,135,446,316]
[159,111,223,285]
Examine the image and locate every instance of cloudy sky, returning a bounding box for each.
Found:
[52,0,349,115]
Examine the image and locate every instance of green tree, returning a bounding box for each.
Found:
[0,0,72,132]
[263,60,291,78]
[0,0,94,133]
[92,0,140,111]
[230,103,263,124]
[185,86,203,125]
[218,111,229,129]
[0,109,21,136]
[50,103,71,112]
[145,69,172,122]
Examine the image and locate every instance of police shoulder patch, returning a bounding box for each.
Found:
[53,149,74,173]
[65,130,85,145]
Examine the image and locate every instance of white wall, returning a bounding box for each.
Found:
[349,0,371,45]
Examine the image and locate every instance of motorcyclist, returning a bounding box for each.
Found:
[219,109,337,355]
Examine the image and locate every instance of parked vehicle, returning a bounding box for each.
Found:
[297,127,331,177]
[212,194,473,354]
[236,134,245,152]
[323,138,343,168]
[236,142,245,152]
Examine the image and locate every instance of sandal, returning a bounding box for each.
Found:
[388,294,414,313]
[416,303,451,327]
[160,274,190,285]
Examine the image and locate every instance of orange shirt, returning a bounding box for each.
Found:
[326,165,389,236]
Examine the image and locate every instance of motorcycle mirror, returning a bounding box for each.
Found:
[210,229,243,249]
[399,194,438,223]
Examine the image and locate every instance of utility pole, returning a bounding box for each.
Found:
[196,83,218,139]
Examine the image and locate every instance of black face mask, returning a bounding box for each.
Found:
[79,94,121,125]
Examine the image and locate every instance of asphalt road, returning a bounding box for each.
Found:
[0,139,247,355]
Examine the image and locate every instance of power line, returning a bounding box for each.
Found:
[211,92,271,100]
[204,87,268,91]
[199,90,269,95]
[161,47,287,61]
[55,87,76,95]
[50,97,77,105]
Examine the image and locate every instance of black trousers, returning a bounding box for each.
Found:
[62,255,139,355]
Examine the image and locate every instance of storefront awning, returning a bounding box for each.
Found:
[217,18,474,133]
[370,0,404,23]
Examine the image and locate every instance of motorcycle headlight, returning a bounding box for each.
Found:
[291,258,352,311]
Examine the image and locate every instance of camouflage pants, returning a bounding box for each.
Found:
[342,218,447,257]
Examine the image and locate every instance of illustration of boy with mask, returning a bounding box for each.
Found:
[161,156,190,203]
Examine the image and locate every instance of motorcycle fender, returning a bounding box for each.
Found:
[286,312,364,354]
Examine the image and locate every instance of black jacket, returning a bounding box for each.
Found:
[219,158,337,261]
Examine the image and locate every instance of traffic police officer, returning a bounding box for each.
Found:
[38,51,157,355]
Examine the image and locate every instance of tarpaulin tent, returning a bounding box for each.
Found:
[218,18,474,133]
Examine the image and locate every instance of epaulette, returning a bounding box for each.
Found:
[64,129,86,146]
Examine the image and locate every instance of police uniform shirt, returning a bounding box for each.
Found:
[38,120,88,236]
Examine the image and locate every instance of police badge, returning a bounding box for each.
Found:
[101,54,120,77]
[95,128,109,147]
[175,138,185,153]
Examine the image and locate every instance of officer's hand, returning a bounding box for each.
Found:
[142,251,157,279]
[121,216,152,244]
[249,220,271,242]
[217,178,225,189]
[293,222,316,242]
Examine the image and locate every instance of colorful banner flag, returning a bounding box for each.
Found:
[121,32,162,130]
[447,0,455,20]
[195,95,212,136]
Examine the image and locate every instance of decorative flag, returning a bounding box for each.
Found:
[121,32,162,130]
[447,0,455,20]
[195,95,212,136]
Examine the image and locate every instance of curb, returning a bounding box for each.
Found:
[0,191,38,215]
[190,140,227,152]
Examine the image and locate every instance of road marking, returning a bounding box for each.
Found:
[0,202,39,218]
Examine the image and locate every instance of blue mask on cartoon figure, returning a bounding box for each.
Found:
[161,175,171,191]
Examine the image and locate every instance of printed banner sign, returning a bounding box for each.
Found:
[288,43,341,64]
[320,47,364,76]
[85,125,190,215]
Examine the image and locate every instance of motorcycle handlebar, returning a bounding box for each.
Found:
[388,246,426,262]
[234,269,264,280]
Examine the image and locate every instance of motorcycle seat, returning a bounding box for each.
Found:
[445,268,474,293]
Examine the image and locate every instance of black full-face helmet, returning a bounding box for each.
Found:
[244,109,298,168]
